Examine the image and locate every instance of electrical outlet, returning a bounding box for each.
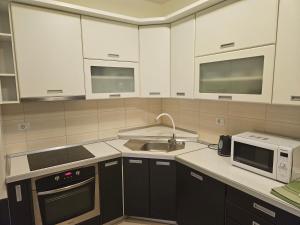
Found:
[215,117,225,127]
[18,122,30,131]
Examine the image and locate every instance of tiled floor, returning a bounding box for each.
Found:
[116,218,168,225]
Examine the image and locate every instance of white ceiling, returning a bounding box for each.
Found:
[146,0,172,4]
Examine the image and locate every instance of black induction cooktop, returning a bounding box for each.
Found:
[27,146,95,171]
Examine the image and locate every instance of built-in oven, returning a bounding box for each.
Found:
[31,164,100,225]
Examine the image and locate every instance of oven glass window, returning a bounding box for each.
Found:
[38,182,95,225]
[233,142,274,173]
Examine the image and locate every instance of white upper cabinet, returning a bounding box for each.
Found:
[171,15,195,99]
[273,0,300,105]
[139,25,170,98]
[81,16,139,62]
[11,3,85,99]
[194,45,275,103]
[195,0,278,57]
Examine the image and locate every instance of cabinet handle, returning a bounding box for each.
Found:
[149,92,160,96]
[15,185,22,202]
[156,161,170,166]
[107,53,120,58]
[220,42,235,48]
[190,171,203,181]
[47,89,63,94]
[176,92,185,96]
[129,159,142,164]
[218,95,232,100]
[105,160,118,167]
[291,96,300,101]
[109,94,121,98]
[253,203,276,218]
[252,221,260,225]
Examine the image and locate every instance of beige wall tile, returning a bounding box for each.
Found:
[265,121,300,139]
[98,99,125,111]
[24,102,65,120]
[99,129,119,139]
[266,105,300,125]
[179,110,199,131]
[66,115,98,135]
[65,100,98,118]
[99,110,126,130]
[3,120,26,144]
[162,98,179,112]
[1,104,24,121]
[67,132,98,145]
[228,102,266,120]
[179,99,200,112]
[27,136,67,151]
[4,142,27,154]
[125,98,147,110]
[199,113,227,142]
[147,107,162,124]
[126,109,148,128]
[227,117,265,135]
[199,100,228,115]
[147,98,162,109]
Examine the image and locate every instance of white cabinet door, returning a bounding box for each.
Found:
[171,15,195,99]
[81,16,139,62]
[139,25,170,98]
[11,3,85,99]
[84,59,139,99]
[273,0,300,105]
[194,45,275,103]
[195,0,278,57]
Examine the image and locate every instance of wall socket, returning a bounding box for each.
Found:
[18,122,30,131]
[215,117,225,127]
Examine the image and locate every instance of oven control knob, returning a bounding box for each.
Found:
[54,176,60,181]
[75,171,80,176]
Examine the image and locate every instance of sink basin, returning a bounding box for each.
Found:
[124,139,185,152]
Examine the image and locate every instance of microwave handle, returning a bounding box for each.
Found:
[37,177,94,196]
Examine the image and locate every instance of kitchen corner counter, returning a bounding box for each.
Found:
[176,148,300,217]
[6,142,121,183]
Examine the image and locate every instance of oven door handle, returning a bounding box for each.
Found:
[37,177,95,196]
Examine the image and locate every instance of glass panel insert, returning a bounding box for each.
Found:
[199,56,264,94]
[91,66,135,93]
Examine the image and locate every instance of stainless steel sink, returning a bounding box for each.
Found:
[124,139,185,152]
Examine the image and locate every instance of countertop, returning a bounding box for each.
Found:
[6,142,121,183]
[106,139,207,160]
[176,148,300,217]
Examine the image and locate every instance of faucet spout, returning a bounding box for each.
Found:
[156,113,176,139]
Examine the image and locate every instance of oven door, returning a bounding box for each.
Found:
[231,136,278,179]
[32,175,100,225]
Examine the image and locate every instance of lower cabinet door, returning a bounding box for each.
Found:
[150,159,176,221]
[123,158,149,217]
[99,158,123,224]
[177,163,226,225]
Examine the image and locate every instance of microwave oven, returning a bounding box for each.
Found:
[231,132,300,183]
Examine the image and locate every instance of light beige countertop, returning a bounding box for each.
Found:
[176,148,300,217]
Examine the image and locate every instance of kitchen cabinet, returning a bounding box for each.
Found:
[194,45,275,103]
[195,0,278,57]
[272,0,300,105]
[7,179,34,225]
[139,25,170,98]
[81,16,139,62]
[177,162,226,225]
[99,158,123,224]
[123,158,150,218]
[84,59,139,99]
[171,15,195,98]
[11,3,85,99]
[150,159,176,221]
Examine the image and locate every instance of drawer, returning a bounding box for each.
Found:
[227,187,278,224]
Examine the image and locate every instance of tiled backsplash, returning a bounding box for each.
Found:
[1,98,162,155]
[162,99,300,143]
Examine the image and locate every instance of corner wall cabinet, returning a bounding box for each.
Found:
[194,45,275,103]
[195,0,278,57]
[272,0,300,106]
[139,25,171,98]
[171,15,195,99]
[11,3,85,100]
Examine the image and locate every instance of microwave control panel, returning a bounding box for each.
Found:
[277,149,292,183]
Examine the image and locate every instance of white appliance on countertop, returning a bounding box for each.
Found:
[231,132,300,183]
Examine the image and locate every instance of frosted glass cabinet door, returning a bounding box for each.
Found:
[194,45,275,103]
[84,60,139,99]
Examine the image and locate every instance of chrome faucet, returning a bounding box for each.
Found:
[156,113,177,149]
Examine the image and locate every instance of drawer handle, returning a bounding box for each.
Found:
[291,96,300,101]
[47,89,63,94]
[129,159,142,164]
[15,185,22,202]
[253,203,276,218]
[218,95,232,100]
[149,92,160,96]
[176,92,185,96]
[105,161,118,167]
[107,53,120,58]
[109,94,121,98]
[156,161,170,166]
[220,42,235,48]
[190,171,203,181]
[252,221,260,225]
